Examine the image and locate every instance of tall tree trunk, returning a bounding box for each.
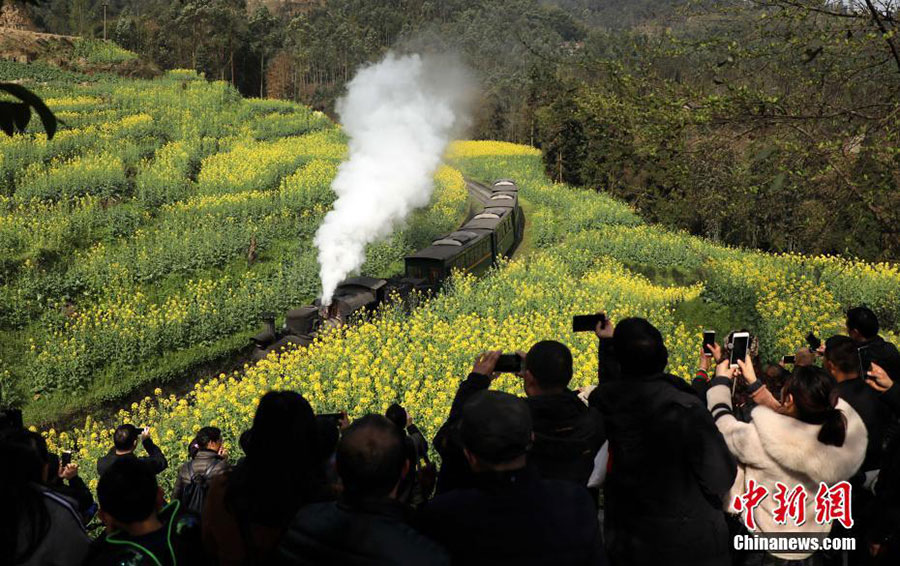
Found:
[260,52,265,98]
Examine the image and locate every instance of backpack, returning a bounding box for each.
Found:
[180,460,219,515]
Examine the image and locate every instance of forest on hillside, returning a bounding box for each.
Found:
[12,0,900,261]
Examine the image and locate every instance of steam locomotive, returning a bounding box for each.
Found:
[250,178,525,360]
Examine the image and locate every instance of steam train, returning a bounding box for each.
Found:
[250,178,525,360]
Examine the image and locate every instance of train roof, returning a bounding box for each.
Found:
[462,216,502,231]
[492,179,518,190]
[406,230,492,261]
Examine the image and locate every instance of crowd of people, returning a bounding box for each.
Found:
[3,305,900,566]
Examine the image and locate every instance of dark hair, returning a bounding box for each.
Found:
[97,458,158,524]
[337,414,406,501]
[189,426,222,459]
[525,340,574,389]
[783,366,847,447]
[1,429,51,564]
[613,318,668,377]
[113,424,139,451]
[824,335,859,375]
[847,306,879,339]
[385,403,407,431]
[225,391,321,527]
[314,417,340,461]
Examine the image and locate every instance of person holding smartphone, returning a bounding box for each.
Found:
[865,363,900,562]
[707,355,866,563]
[96,424,168,478]
[589,315,736,566]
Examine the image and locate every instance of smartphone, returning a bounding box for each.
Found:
[859,346,873,379]
[782,355,796,365]
[730,332,750,368]
[573,313,606,333]
[60,450,72,467]
[806,332,821,351]
[703,330,716,357]
[496,353,525,373]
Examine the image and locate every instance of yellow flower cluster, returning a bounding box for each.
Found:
[446,140,542,158]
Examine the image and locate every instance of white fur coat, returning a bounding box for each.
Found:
[707,383,866,559]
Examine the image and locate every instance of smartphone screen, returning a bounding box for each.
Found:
[573,314,606,333]
[806,332,821,351]
[782,355,796,365]
[496,353,524,373]
[61,451,72,467]
[703,330,715,356]
[859,346,873,379]
[731,333,749,368]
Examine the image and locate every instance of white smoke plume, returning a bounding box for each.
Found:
[315,52,473,305]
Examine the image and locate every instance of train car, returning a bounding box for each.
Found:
[404,179,524,284]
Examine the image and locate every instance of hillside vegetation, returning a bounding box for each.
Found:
[0,63,468,424]
[37,138,900,495]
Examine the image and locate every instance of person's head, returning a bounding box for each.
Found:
[189,426,223,458]
[460,390,532,472]
[385,403,408,431]
[613,318,668,377]
[226,391,321,525]
[763,365,788,402]
[336,414,407,502]
[846,306,879,343]
[1,429,52,565]
[97,458,160,532]
[523,340,573,395]
[780,366,846,447]
[824,335,860,382]
[113,424,140,453]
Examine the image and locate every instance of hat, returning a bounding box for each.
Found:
[460,391,532,464]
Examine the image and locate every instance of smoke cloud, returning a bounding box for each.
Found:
[315,52,473,305]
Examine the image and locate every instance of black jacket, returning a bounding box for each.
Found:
[861,336,900,381]
[527,391,606,485]
[869,384,900,557]
[419,464,607,566]
[591,369,736,566]
[836,377,894,472]
[433,373,605,493]
[96,438,168,477]
[172,449,230,501]
[275,497,450,566]
[84,501,206,566]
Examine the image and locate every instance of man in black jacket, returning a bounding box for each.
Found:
[589,317,736,566]
[866,364,900,563]
[420,389,606,566]
[825,335,893,472]
[433,342,605,493]
[275,414,449,566]
[87,457,205,566]
[848,306,900,381]
[96,424,167,478]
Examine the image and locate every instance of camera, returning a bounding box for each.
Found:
[573,313,606,333]
[495,353,525,374]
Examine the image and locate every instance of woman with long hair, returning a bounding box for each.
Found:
[708,356,866,565]
[1,429,90,566]
[202,391,325,565]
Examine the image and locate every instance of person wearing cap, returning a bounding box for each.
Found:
[96,424,168,478]
[419,390,607,566]
[589,316,736,566]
